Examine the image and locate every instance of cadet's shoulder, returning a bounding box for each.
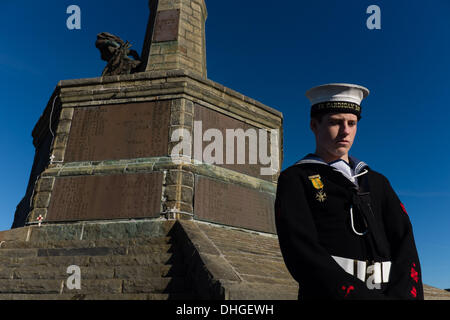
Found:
[367,168,384,178]
[366,168,392,186]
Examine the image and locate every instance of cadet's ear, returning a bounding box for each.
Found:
[310,118,318,134]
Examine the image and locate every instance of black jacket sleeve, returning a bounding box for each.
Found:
[275,170,388,300]
[380,176,424,300]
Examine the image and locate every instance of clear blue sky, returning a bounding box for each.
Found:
[1,0,449,289]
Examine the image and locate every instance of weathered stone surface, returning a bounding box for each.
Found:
[33,192,51,208]
[424,284,450,300]
[164,185,194,203]
[223,282,298,300]
[37,247,127,257]
[176,220,220,256]
[142,0,208,78]
[200,253,241,282]
[114,265,180,278]
[177,220,297,299]
[56,70,282,129]
[88,254,175,267]
[0,237,171,249]
[3,266,115,280]
[0,227,31,242]
[35,177,55,192]
[40,157,276,194]
[0,220,195,299]
[166,170,194,187]
[21,220,173,242]
[0,293,187,300]
[79,219,173,240]
[61,279,123,294]
[122,278,187,294]
[0,279,63,294]
[0,248,38,258]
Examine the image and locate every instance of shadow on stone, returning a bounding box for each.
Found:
[166,221,224,300]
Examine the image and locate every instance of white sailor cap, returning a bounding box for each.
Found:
[306,83,370,120]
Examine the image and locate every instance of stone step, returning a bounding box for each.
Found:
[0,244,173,258]
[0,279,122,295]
[37,247,128,257]
[0,248,39,258]
[114,265,185,279]
[0,237,172,249]
[0,292,192,300]
[122,278,188,294]
[224,282,299,300]
[0,277,188,295]
[19,220,174,243]
[90,253,182,267]
[0,266,115,280]
[0,253,179,268]
[424,285,450,300]
[36,244,172,256]
[0,264,185,280]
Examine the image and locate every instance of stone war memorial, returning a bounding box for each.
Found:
[1,0,449,300]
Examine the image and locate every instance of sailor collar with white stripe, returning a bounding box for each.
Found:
[295,154,369,186]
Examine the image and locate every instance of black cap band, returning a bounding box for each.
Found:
[311,101,362,120]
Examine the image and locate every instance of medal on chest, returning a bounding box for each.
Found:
[308,174,327,202]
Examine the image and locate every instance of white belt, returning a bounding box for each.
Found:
[332,255,392,288]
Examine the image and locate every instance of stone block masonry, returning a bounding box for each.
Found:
[142,0,208,78]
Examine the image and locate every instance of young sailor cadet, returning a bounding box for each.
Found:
[275,83,424,300]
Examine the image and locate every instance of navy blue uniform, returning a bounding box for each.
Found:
[275,154,424,300]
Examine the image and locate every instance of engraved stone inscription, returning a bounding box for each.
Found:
[64,101,170,162]
[193,104,272,181]
[46,173,163,221]
[153,9,180,42]
[194,176,276,234]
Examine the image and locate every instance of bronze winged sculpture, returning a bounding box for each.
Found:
[95,32,142,76]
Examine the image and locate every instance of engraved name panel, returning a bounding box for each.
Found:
[194,176,276,234]
[153,9,180,42]
[64,101,170,162]
[46,173,163,221]
[193,104,273,181]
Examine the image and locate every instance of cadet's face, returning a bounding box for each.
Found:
[311,113,358,162]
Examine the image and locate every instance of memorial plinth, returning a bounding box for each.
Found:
[12,0,283,235]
